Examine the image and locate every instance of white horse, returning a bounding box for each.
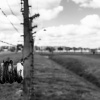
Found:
[16,62,24,79]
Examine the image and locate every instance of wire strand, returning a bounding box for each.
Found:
[0,40,15,46]
[5,0,21,22]
[0,8,20,33]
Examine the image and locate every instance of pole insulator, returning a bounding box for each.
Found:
[29,5,32,8]
[21,8,24,12]
[21,35,24,37]
[30,13,40,20]
[32,31,36,35]
[20,23,24,25]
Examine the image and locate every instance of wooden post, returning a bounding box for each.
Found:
[23,0,33,99]
[21,1,39,99]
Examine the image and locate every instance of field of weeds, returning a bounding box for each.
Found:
[0,53,100,100]
[49,54,100,88]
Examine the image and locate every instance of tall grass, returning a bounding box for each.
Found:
[50,55,100,88]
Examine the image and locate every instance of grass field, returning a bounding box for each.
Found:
[0,52,100,100]
[0,52,23,64]
[49,54,100,87]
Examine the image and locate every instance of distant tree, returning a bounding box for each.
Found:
[35,46,40,50]
[78,47,83,54]
[98,48,100,50]
[46,47,55,53]
[17,44,23,51]
[10,46,16,52]
[73,47,78,53]
[0,46,9,51]
[90,49,97,55]
[58,47,63,51]
[65,47,71,52]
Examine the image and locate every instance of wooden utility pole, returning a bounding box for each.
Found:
[22,0,33,99]
[20,0,40,99]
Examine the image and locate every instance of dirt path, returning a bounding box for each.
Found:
[0,54,100,100]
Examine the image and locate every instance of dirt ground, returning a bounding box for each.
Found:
[0,54,100,100]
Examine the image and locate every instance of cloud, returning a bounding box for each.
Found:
[0,0,21,16]
[0,32,23,46]
[80,14,100,28]
[0,0,63,24]
[38,6,63,21]
[0,0,63,46]
[31,0,62,9]
[71,0,100,8]
[0,14,22,32]
[30,0,63,21]
[35,14,100,48]
[1,0,100,48]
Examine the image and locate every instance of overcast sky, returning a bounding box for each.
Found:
[0,0,100,48]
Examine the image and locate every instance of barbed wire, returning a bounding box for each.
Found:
[0,8,20,33]
[23,52,32,61]
[0,40,15,46]
[5,0,21,22]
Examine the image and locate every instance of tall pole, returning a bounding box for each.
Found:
[21,0,40,99]
[29,18,35,100]
[22,0,33,99]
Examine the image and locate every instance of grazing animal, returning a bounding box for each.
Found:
[7,60,14,83]
[0,58,24,84]
[0,62,4,83]
[17,62,24,78]
[3,61,9,82]
[13,64,17,82]
[16,61,24,83]
[2,59,14,83]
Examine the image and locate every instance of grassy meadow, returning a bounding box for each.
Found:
[49,53,100,87]
[0,52,100,100]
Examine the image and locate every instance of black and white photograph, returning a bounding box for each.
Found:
[0,0,100,100]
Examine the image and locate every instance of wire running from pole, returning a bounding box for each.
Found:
[0,8,20,33]
[5,0,21,22]
[6,0,15,15]
[0,40,15,46]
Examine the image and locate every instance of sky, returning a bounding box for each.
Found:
[0,0,100,48]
